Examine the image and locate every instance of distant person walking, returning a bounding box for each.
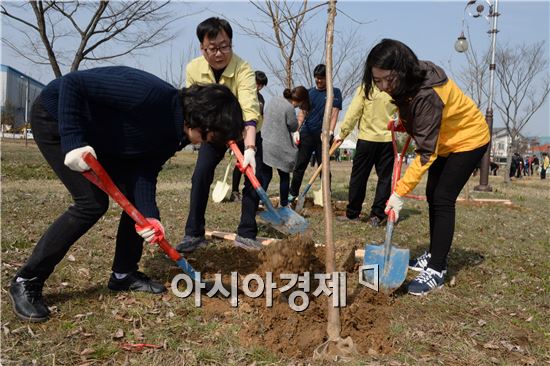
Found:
[541,152,549,179]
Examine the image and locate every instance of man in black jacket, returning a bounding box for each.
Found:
[8,66,243,322]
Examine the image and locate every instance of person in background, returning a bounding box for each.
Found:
[177,17,264,252]
[262,86,310,208]
[230,70,268,202]
[532,154,539,176]
[288,64,342,201]
[490,160,499,176]
[8,66,243,322]
[334,83,397,227]
[364,39,489,295]
[541,152,549,179]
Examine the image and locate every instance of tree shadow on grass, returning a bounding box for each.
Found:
[45,284,105,304]
[396,207,422,223]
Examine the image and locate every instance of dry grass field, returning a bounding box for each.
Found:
[1,139,549,365]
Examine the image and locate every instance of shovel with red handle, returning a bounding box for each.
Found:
[81,153,200,282]
[227,140,308,235]
[362,123,411,293]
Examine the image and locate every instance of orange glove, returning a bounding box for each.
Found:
[135,218,165,244]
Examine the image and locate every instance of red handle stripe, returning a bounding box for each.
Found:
[81,153,182,262]
[227,140,261,189]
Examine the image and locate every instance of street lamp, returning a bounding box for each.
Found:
[19,75,30,146]
[455,0,500,192]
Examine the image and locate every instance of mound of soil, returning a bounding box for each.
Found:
[194,235,393,359]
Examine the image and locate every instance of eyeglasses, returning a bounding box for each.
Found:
[203,44,232,56]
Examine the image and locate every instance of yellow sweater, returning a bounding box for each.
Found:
[186,53,262,128]
[339,84,396,142]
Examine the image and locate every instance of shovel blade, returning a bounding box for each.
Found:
[212,181,230,203]
[313,188,323,207]
[259,207,309,235]
[363,243,409,293]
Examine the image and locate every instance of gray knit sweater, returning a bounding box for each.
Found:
[261,96,299,173]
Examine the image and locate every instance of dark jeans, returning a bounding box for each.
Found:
[231,140,244,192]
[290,133,326,197]
[346,140,394,219]
[263,167,291,207]
[185,133,265,239]
[426,144,488,272]
[542,167,547,179]
[17,96,144,282]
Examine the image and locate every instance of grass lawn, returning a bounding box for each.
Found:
[1,139,549,365]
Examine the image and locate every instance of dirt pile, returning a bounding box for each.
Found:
[256,234,321,277]
[195,236,393,359]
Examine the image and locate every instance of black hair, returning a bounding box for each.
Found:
[362,39,427,105]
[255,71,268,86]
[283,86,310,112]
[196,17,233,43]
[313,64,326,77]
[181,84,243,146]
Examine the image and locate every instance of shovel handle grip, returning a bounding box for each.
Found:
[81,153,184,264]
[227,141,261,189]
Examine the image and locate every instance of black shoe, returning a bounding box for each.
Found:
[366,214,387,227]
[229,191,242,202]
[8,277,50,322]
[336,215,360,222]
[108,271,166,294]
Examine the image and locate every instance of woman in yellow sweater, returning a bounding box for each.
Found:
[363,39,490,295]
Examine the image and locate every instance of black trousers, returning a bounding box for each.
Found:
[290,133,324,197]
[263,167,291,207]
[184,133,264,239]
[17,97,144,281]
[346,140,394,219]
[231,140,245,192]
[426,144,488,272]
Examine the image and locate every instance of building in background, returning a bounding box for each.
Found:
[1,64,45,133]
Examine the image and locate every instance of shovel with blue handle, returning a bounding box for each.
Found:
[363,124,411,293]
[227,140,308,235]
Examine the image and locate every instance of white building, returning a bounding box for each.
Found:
[490,127,528,163]
[1,64,45,130]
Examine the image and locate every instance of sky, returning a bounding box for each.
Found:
[1,0,549,136]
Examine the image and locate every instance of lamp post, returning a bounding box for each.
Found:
[455,0,500,192]
[19,75,30,146]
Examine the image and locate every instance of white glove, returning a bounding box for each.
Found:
[242,147,256,175]
[135,218,165,244]
[292,131,300,145]
[64,146,96,172]
[385,193,404,221]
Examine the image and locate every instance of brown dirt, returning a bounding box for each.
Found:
[189,235,394,360]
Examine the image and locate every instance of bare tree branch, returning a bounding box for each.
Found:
[1,1,188,76]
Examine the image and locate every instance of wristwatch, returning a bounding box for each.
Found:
[245,145,257,152]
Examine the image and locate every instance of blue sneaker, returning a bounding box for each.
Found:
[409,251,431,272]
[409,251,448,274]
[176,235,207,253]
[234,235,263,251]
[288,194,296,203]
[408,268,445,296]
